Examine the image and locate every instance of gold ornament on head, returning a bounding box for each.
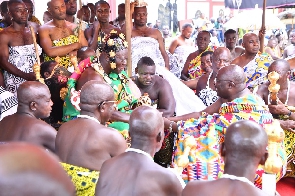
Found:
[109,50,116,57]
[110,62,117,69]
[107,39,114,46]
[119,33,125,40]
[110,29,117,34]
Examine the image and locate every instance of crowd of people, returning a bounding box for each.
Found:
[0,0,294,195]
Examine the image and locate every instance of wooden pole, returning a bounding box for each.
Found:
[125,0,132,77]
[79,0,82,9]
[29,26,40,65]
[260,0,267,53]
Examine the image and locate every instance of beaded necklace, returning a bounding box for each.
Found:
[221,173,254,187]
[77,114,100,124]
[125,148,153,161]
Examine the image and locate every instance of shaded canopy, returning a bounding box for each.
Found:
[225,0,295,9]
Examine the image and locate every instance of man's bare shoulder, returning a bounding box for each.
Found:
[182,180,209,196]
[0,27,13,40]
[231,55,243,64]
[235,46,245,54]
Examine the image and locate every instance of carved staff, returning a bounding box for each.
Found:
[260,0,267,53]
[125,0,132,77]
[29,25,44,83]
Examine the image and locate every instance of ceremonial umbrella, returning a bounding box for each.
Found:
[277,10,295,28]
[224,9,285,30]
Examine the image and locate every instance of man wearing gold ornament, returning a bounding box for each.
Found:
[166,65,286,188]
[85,0,122,53]
[255,59,295,178]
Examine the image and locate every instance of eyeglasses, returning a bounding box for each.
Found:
[214,78,236,86]
[98,100,117,108]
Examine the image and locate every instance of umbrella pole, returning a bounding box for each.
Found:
[260,0,267,53]
[125,0,132,77]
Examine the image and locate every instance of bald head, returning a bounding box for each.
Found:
[80,80,114,106]
[129,106,164,145]
[218,64,246,85]
[0,142,75,195]
[269,59,290,73]
[17,81,50,104]
[242,33,260,54]
[211,47,231,73]
[77,47,96,62]
[224,120,268,161]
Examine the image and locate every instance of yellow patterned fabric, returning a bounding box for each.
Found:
[60,162,99,196]
[243,52,273,89]
[44,35,79,68]
[284,130,295,177]
[30,16,41,25]
[188,47,214,79]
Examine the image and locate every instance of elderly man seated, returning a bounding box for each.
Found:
[167,65,286,188]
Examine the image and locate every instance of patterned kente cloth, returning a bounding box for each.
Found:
[188,47,214,79]
[243,52,273,89]
[108,71,138,139]
[61,162,99,196]
[131,37,165,75]
[277,112,295,178]
[284,130,295,177]
[44,35,79,68]
[63,56,110,122]
[172,45,196,78]
[0,86,17,120]
[4,44,42,96]
[173,94,286,189]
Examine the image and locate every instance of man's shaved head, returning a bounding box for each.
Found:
[242,33,260,54]
[77,46,96,62]
[224,120,268,162]
[242,33,258,43]
[129,106,164,150]
[80,80,114,106]
[211,47,231,73]
[268,59,290,73]
[17,81,50,104]
[218,64,246,85]
[0,142,75,195]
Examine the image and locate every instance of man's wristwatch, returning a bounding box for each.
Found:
[283,110,292,119]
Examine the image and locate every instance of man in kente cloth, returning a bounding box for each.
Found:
[167,65,286,188]
[255,59,295,178]
[0,0,41,95]
[96,106,183,196]
[56,80,127,196]
[38,0,88,69]
[131,5,169,73]
[231,33,273,90]
[63,32,141,140]
[85,0,121,53]
[183,121,269,196]
[181,30,213,80]
[130,3,206,116]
